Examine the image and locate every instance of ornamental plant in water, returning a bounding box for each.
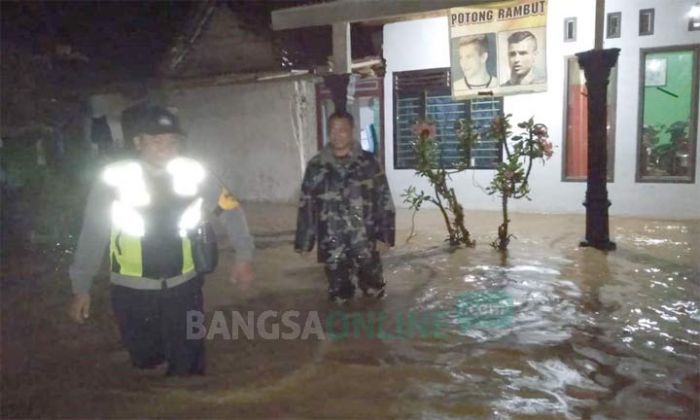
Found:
[401,119,478,247]
[487,115,553,251]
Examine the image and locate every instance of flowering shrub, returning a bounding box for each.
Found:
[401,119,477,247]
[487,115,554,250]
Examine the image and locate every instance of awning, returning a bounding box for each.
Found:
[271,0,492,30]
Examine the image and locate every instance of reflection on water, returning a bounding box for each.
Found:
[106,220,700,419]
[370,223,699,419]
[2,214,698,418]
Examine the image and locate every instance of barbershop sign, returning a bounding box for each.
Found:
[449,0,548,99]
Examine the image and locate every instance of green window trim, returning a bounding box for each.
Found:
[636,45,699,184]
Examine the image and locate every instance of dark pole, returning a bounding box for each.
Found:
[323,74,350,112]
[576,48,619,251]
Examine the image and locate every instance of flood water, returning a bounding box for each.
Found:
[2,206,698,418]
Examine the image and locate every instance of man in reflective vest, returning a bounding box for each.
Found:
[68,105,255,376]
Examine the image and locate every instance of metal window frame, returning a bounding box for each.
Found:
[690,14,700,31]
[606,12,621,39]
[639,8,655,36]
[564,17,577,42]
[635,45,699,184]
[392,67,503,171]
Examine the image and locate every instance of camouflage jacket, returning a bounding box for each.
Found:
[295,143,395,262]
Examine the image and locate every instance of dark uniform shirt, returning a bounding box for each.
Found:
[295,143,395,262]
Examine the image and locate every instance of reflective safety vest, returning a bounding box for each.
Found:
[102,158,206,279]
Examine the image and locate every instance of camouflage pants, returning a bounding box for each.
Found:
[324,247,385,300]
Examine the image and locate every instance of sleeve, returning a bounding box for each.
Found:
[294,164,317,253]
[220,207,255,261]
[374,164,396,247]
[202,179,255,262]
[69,180,112,294]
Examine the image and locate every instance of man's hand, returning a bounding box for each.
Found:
[376,241,391,254]
[229,261,255,289]
[69,293,91,323]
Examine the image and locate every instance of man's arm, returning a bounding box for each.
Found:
[373,164,396,247]
[294,164,317,253]
[205,182,255,286]
[69,180,112,294]
[201,173,255,261]
[68,180,111,323]
[219,204,255,262]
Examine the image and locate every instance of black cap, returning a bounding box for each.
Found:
[136,106,185,136]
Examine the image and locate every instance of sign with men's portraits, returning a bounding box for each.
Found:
[449,0,548,99]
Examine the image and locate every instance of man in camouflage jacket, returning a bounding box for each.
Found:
[295,111,395,302]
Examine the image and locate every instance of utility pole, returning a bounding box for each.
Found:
[324,21,352,113]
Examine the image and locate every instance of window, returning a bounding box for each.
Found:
[562,57,617,181]
[637,46,698,183]
[639,9,654,36]
[690,2,700,31]
[606,12,621,38]
[564,17,577,42]
[393,68,503,170]
[691,15,700,31]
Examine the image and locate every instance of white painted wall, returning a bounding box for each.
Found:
[383,0,700,219]
[167,77,317,203]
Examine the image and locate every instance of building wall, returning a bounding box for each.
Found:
[167,76,317,203]
[383,0,700,219]
[88,77,317,203]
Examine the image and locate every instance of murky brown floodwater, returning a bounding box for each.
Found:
[2,205,698,418]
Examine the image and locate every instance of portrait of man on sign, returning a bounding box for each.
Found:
[499,28,546,86]
[452,33,498,95]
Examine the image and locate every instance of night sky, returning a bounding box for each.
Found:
[1,0,377,85]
